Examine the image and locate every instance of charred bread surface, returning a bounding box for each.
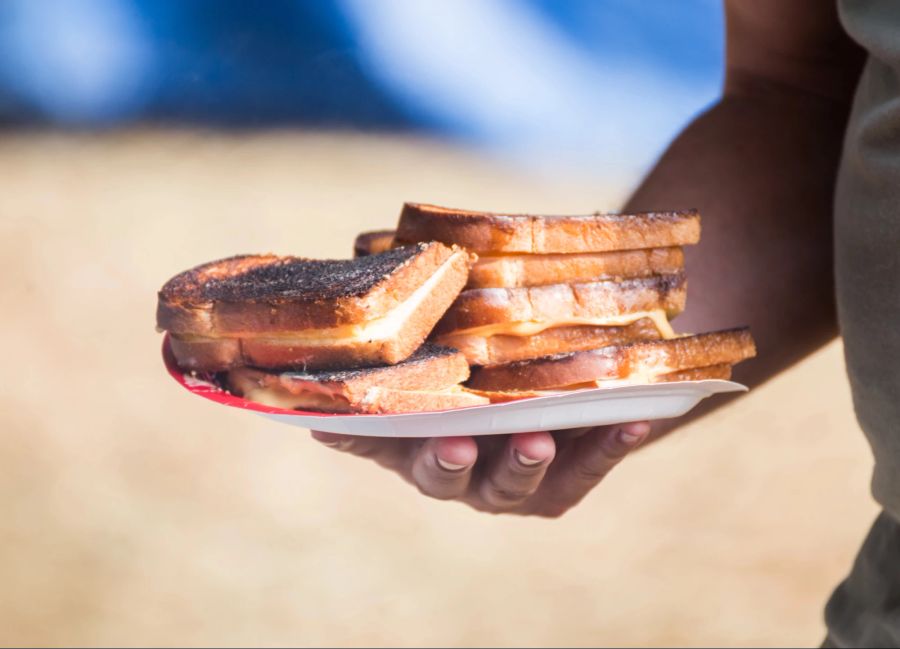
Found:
[158,242,460,334]
[160,244,470,371]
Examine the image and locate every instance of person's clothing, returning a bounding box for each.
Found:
[828,1,900,645]
[826,513,900,647]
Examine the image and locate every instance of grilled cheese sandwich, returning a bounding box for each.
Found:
[465,329,756,401]
[226,344,489,414]
[173,254,457,347]
[158,243,470,371]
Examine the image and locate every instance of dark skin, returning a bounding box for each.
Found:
[313,1,866,516]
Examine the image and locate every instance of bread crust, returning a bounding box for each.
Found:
[468,247,683,288]
[656,363,732,382]
[434,273,686,335]
[395,202,701,253]
[469,363,736,402]
[158,242,462,335]
[168,250,470,371]
[350,228,685,288]
[353,230,396,257]
[433,317,662,366]
[466,329,756,391]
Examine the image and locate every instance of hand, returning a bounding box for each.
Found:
[310,422,650,517]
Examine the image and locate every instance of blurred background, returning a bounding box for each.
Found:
[0,0,724,176]
[0,1,877,646]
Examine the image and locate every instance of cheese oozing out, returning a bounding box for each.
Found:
[527,368,671,394]
[243,385,353,411]
[449,309,676,339]
[475,366,677,399]
[177,254,457,346]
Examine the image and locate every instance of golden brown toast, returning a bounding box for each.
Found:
[352,228,684,288]
[655,363,733,382]
[434,317,662,366]
[433,273,686,336]
[465,329,755,394]
[469,363,736,402]
[353,230,395,257]
[468,247,684,288]
[227,344,488,413]
[159,243,471,371]
[395,202,701,254]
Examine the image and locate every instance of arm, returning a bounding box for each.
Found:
[313,0,865,516]
[632,0,864,440]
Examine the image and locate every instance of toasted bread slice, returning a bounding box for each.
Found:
[353,230,396,257]
[655,363,732,382]
[466,329,755,393]
[469,247,684,288]
[227,344,488,413]
[469,363,736,402]
[395,202,701,254]
[159,242,462,333]
[160,243,471,371]
[353,229,684,288]
[433,273,686,337]
[434,317,663,366]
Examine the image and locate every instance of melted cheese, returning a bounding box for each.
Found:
[527,368,672,395]
[453,309,676,339]
[243,386,353,412]
[179,255,456,346]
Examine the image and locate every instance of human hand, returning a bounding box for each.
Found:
[310,422,650,517]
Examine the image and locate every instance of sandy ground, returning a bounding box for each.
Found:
[0,131,879,647]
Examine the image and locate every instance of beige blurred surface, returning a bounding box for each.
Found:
[0,131,878,647]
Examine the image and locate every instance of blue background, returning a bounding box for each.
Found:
[0,0,723,169]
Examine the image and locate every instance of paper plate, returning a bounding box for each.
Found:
[163,336,747,437]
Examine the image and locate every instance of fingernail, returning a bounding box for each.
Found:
[618,428,644,445]
[514,450,544,466]
[436,456,468,472]
[320,440,342,448]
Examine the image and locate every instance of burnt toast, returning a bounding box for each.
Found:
[158,242,471,371]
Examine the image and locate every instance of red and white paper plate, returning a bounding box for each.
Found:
[163,336,747,438]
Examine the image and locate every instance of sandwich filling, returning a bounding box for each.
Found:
[524,369,672,394]
[447,309,677,339]
[175,254,458,347]
[471,366,716,399]
[241,383,354,412]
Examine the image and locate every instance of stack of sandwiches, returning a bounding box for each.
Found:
[157,202,755,413]
[356,203,755,403]
[158,242,490,413]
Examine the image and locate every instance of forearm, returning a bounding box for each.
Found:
[626,88,853,438]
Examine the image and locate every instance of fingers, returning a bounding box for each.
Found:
[410,436,478,500]
[478,431,556,509]
[313,421,651,516]
[535,421,650,517]
[310,430,410,471]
